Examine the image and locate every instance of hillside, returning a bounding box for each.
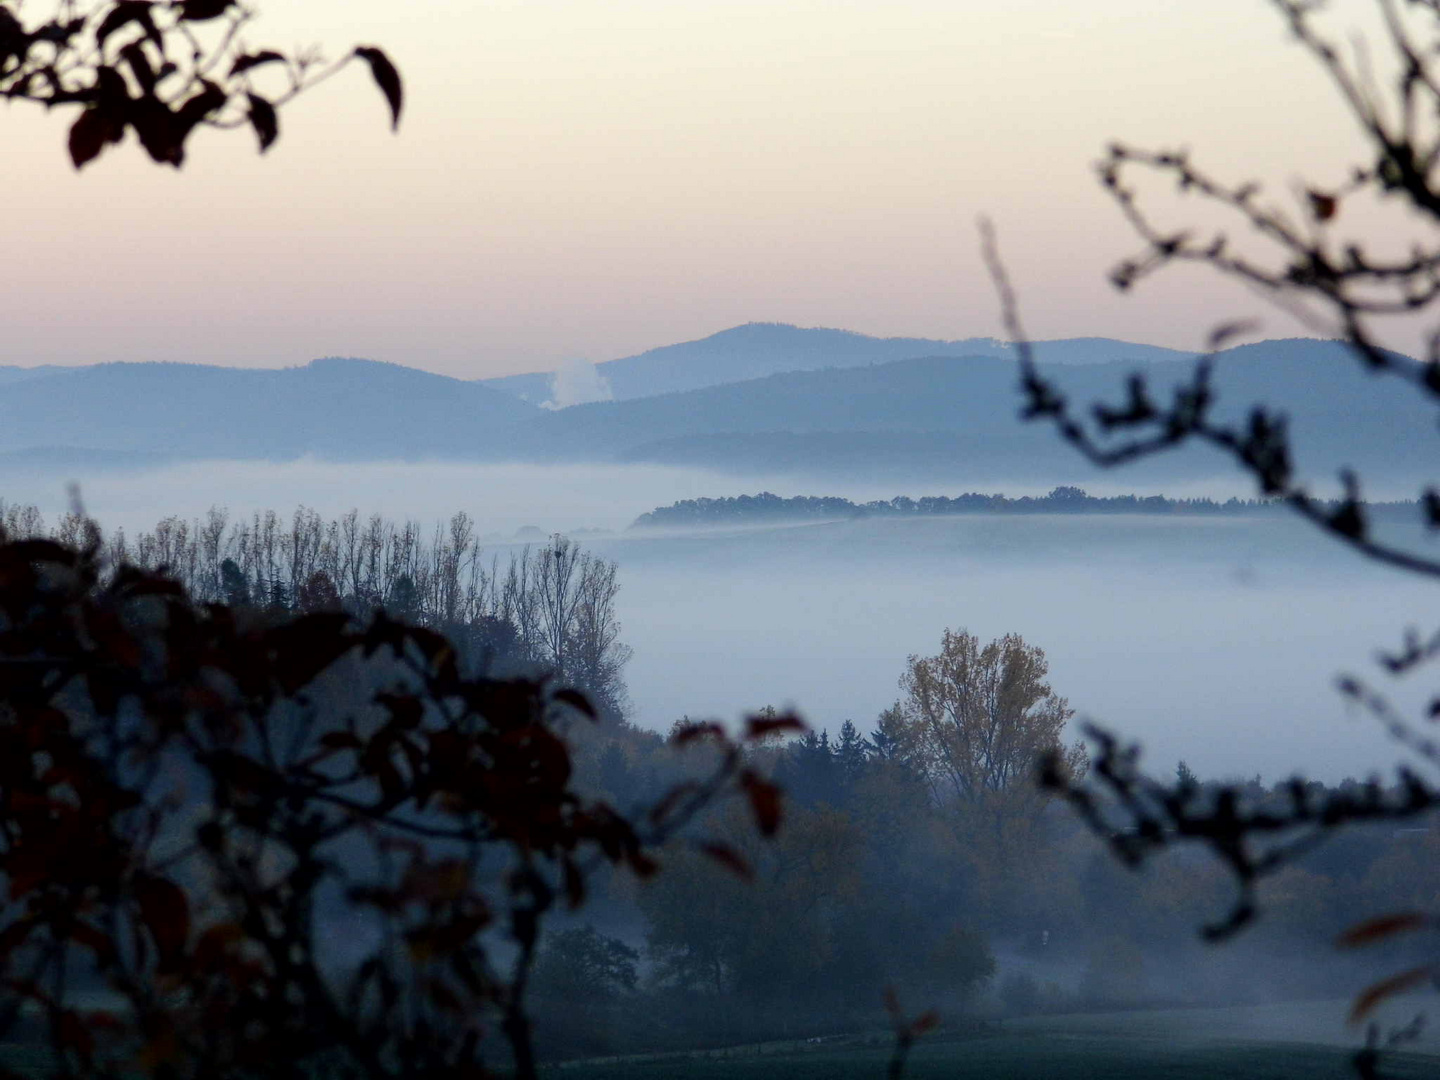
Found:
[0,357,538,461]
[480,323,1194,405]
[0,337,1427,495]
[501,338,1430,489]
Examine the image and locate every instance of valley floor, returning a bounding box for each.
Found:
[548,1000,1440,1080]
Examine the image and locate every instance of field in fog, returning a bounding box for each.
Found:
[5,459,1432,781]
[549,999,1440,1080]
[594,512,1430,782]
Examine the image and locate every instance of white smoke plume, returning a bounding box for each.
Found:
[542,359,613,410]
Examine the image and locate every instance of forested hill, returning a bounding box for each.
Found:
[0,337,1430,494]
[0,357,538,460]
[631,487,1417,529]
[480,322,1194,404]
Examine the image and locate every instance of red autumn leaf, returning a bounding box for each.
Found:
[740,771,783,836]
[627,850,659,879]
[671,721,723,746]
[1336,912,1433,948]
[909,1010,941,1037]
[1349,966,1437,1024]
[646,780,701,826]
[697,841,753,880]
[746,713,805,741]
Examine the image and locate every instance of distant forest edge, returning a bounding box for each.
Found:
[630,487,1420,530]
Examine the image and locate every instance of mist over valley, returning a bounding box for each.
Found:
[2,321,1435,1072]
[1,451,1421,781]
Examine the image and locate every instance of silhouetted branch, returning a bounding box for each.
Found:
[0,0,402,167]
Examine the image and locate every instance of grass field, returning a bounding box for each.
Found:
[548,1001,1440,1080]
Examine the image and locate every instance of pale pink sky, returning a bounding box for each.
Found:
[0,0,1402,377]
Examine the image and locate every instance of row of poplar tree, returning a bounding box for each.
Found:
[0,501,633,720]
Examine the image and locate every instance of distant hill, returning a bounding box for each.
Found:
[0,357,538,461]
[480,323,1195,405]
[502,338,1433,490]
[0,336,1427,496]
[0,365,75,386]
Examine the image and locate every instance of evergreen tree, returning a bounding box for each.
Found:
[835,719,869,782]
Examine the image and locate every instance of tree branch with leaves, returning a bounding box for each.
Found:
[1,0,401,168]
[982,0,1440,1052]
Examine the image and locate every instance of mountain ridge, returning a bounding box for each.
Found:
[0,334,1421,493]
[479,322,1196,405]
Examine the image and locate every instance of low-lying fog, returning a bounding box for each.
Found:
[5,459,1432,782]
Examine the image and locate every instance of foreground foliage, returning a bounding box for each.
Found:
[981,0,1440,1066]
[1,0,401,167]
[0,528,793,1079]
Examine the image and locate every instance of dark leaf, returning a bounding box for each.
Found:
[696,841,753,880]
[562,857,585,908]
[1337,912,1433,948]
[95,2,158,51]
[57,1011,93,1059]
[192,922,244,967]
[134,875,190,971]
[175,79,227,133]
[646,780,701,826]
[1350,967,1436,1024]
[0,919,35,961]
[319,730,362,751]
[553,687,597,719]
[1207,319,1259,351]
[67,108,113,169]
[177,0,232,20]
[746,713,805,741]
[671,721,723,746]
[129,98,181,164]
[377,692,423,730]
[909,1010,941,1037]
[1307,189,1338,222]
[740,771,783,836]
[355,46,403,130]
[120,42,157,96]
[231,50,286,77]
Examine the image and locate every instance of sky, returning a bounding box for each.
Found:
[0,0,1400,377]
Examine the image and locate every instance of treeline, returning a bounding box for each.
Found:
[631,485,1417,529]
[0,500,632,719]
[538,710,1440,1059]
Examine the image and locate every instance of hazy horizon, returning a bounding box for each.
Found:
[2,0,1415,377]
